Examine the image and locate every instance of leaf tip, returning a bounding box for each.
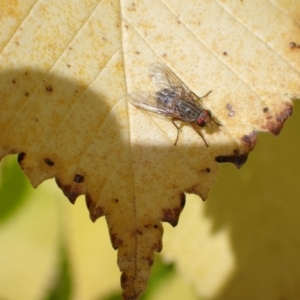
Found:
[241,131,257,150]
[263,102,293,136]
[86,193,105,222]
[121,273,142,300]
[110,233,124,249]
[55,178,80,204]
[161,193,186,227]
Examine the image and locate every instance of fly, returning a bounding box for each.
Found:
[127,63,220,146]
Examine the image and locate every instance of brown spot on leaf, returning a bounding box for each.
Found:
[74,174,84,183]
[18,152,26,163]
[162,209,175,225]
[55,178,80,204]
[91,206,104,222]
[180,193,186,208]
[85,193,94,210]
[121,272,130,290]
[12,79,16,84]
[114,198,119,203]
[263,107,269,113]
[153,240,162,252]
[46,86,53,92]
[136,229,143,235]
[201,167,211,173]
[85,193,104,221]
[147,257,154,266]
[121,271,143,300]
[67,64,71,67]
[111,233,123,249]
[241,131,257,149]
[162,195,185,226]
[216,153,248,169]
[265,103,293,136]
[186,185,199,195]
[44,158,54,166]
[24,92,29,97]
[223,51,228,55]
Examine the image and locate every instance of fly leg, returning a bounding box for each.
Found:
[191,123,209,147]
[211,118,222,126]
[198,90,212,100]
[190,90,212,103]
[171,118,182,146]
[188,90,212,107]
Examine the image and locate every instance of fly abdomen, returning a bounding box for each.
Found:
[156,88,180,109]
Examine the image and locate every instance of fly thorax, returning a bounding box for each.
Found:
[177,100,201,122]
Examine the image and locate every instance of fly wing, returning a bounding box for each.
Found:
[127,91,180,117]
[149,63,190,93]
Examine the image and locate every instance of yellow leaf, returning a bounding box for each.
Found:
[0,1,299,299]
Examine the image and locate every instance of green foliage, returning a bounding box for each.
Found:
[0,155,31,223]
[45,245,72,300]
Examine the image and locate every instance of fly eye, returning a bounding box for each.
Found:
[197,116,206,127]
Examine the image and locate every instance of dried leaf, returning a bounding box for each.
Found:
[0,1,299,299]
